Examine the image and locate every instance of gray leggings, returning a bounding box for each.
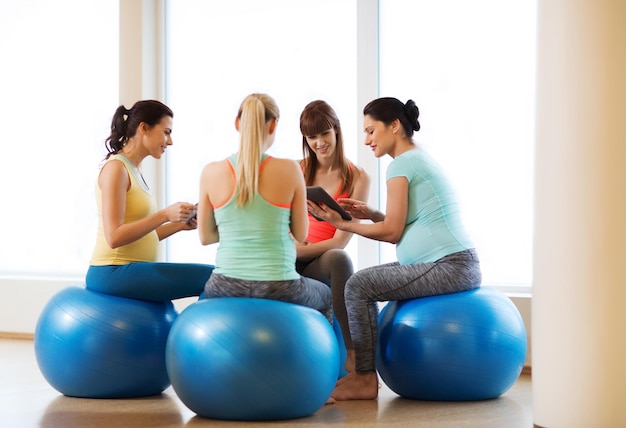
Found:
[297,249,354,349]
[346,249,482,374]
[205,273,332,323]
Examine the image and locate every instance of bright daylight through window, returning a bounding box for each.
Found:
[165,0,536,290]
[0,0,118,277]
[378,0,536,288]
[164,0,359,267]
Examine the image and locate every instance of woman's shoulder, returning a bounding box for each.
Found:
[203,157,233,170]
[262,157,302,184]
[266,156,300,171]
[102,154,125,166]
[347,160,371,184]
[201,158,234,182]
[350,161,369,175]
[346,161,371,198]
[99,155,129,176]
[392,148,430,165]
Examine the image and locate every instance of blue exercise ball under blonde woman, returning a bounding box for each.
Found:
[197,94,331,322]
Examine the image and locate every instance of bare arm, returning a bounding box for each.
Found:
[198,163,220,246]
[99,160,194,248]
[308,176,408,244]
[297,165,371,260]
[156,220,196,241]
[288,161,309,243]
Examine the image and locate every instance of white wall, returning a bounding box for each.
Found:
[0,278,77,336]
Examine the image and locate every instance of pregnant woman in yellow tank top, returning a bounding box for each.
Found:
[86,100,214,302]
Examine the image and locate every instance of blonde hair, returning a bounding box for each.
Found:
[236,93,280,207]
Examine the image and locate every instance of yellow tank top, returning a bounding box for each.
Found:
[90,154,159,265]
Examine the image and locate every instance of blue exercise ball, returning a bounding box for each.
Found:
[376,287,527,401]
[166,297,339,421]
[34,286,177,398]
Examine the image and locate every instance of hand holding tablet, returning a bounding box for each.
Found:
[306,186,352,221]
[186,204,198,224]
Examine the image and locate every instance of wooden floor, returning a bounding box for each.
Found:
[0,338,532,427]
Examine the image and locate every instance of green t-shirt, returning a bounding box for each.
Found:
[386,149,474,264]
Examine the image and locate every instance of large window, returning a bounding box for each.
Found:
[164,0,359,265]
[379,0,537,287]
[164,0,536,289]
[0,1,118,277]
[0,2,535,289]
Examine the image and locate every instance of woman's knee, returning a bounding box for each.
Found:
[344,273,369,301]
[320,249,354,275]
[322,248,352,264]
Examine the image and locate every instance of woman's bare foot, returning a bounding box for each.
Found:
[330,372,379,401]
[344,349,355,373]
[336,350,356,386]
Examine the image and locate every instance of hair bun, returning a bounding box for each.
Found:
[404,99,420,132]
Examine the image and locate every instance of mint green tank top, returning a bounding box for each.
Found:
[213,155,299,281]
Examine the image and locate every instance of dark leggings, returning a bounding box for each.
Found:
[297,249,354,349]
[205,272,332,323]
[86,262,214,302]
[346,249,482,374]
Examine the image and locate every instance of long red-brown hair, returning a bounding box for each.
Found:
[299,100,355,195]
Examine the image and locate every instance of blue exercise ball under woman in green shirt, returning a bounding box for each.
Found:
[307,97,482,401]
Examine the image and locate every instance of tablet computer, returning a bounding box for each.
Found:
[306,186,352,221]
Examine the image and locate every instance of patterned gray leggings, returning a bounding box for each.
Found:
[346,248,482,374]
[204,273,333,323]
